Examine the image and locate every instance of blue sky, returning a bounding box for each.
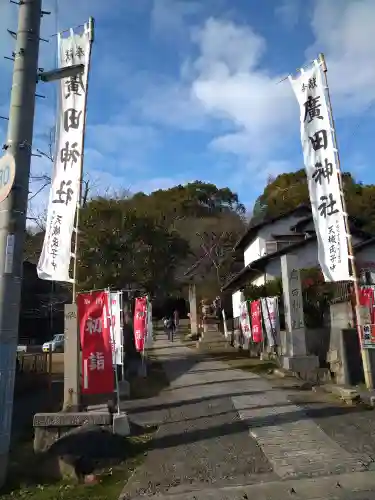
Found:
[1,0,375,219]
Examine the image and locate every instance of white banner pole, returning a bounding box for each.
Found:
[72,17,94,301]
[107,288,120,414]
[119,290,125,381]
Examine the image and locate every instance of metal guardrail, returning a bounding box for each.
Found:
[17,352,48,373]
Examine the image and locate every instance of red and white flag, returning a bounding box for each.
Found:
[134,297,147,352]
[77,291,114,395]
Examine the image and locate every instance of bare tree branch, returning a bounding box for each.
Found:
[28,182,50,201]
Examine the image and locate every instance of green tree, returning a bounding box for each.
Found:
[127,181,246,299]
[252,169,375,233]
[78,197,189,295]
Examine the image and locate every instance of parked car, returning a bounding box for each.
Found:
[42,334,64,353]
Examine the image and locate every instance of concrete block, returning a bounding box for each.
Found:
[358,390,375,407]
[33,412,111,428]
[86,404,110,413]
[323,384,360,404]
[273,368,289,378]
[112,412,130,436]
[33,412,113,453]
[282,355,318,373]
[327,349,339,363]
[316,368,332,383]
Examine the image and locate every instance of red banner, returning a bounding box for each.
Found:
[250,300,263,343]
[134,297,147,352]
[359,287,375,347]
[77,291,114,395]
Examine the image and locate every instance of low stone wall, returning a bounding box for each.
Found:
[33,411,113,480]
[15,352,49,398]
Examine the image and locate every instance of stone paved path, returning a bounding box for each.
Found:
[120,333,375,500]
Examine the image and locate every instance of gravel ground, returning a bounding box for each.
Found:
[285,386,375,467]
[121,333,375,499]
[121,342,275,499]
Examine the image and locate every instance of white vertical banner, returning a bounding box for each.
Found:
[222,309,229,338]
[110,291,123,365]
[289,61,350,282]
[239,301,252,346]
[37,24,91,281]
[261,297,280,347]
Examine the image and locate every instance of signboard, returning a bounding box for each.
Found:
[0,154,15,203]
[77,291,114,395]
[359,287,375,348]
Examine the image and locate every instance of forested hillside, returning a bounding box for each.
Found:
[24,172,375,303]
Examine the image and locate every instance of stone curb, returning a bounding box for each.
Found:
[357,390,375,407]
[318,383,360,405]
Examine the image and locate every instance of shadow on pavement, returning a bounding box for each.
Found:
[136,401,372,452]
[124,389,265,414]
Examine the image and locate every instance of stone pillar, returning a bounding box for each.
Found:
[281,254,318,377]
[281,254,306,356]
[63,304,80,411]
[189,284,198,335]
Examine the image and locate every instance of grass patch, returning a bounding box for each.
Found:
[1,355,167,500]
[195,339,277,374]
[1,429,155,500]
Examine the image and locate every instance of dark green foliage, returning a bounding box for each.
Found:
[253,169,375,233]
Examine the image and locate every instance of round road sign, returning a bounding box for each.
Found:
[0,154,15,203]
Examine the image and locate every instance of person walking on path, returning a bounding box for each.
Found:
[165,316,176,342]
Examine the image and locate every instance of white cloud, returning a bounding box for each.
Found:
[136,80,207,130]
[87,121,158,155]
[192,18,266,75]
[307,0,375,114]
[128,176,190,194]
[190,18,295,160]
[170,1,375,183]
[151,0,202,39]
[275,0,300,29]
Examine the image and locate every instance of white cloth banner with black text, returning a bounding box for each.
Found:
[261,297,280,347]
[37,25,91,281]
[289,62,350,282]
[110,291,123,365]
[239,301,252,347]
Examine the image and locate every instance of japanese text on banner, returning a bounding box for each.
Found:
[110,292,123,365]
[250,300,263,343]
[134,297,147,352]
[37,25,91,282]
[77,291,114,395]
[239,301,252,341]
[289,62,350,282]
[360,287,375,349]
[261,297,279,347]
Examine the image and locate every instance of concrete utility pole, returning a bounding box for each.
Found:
[0,0,42,487]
